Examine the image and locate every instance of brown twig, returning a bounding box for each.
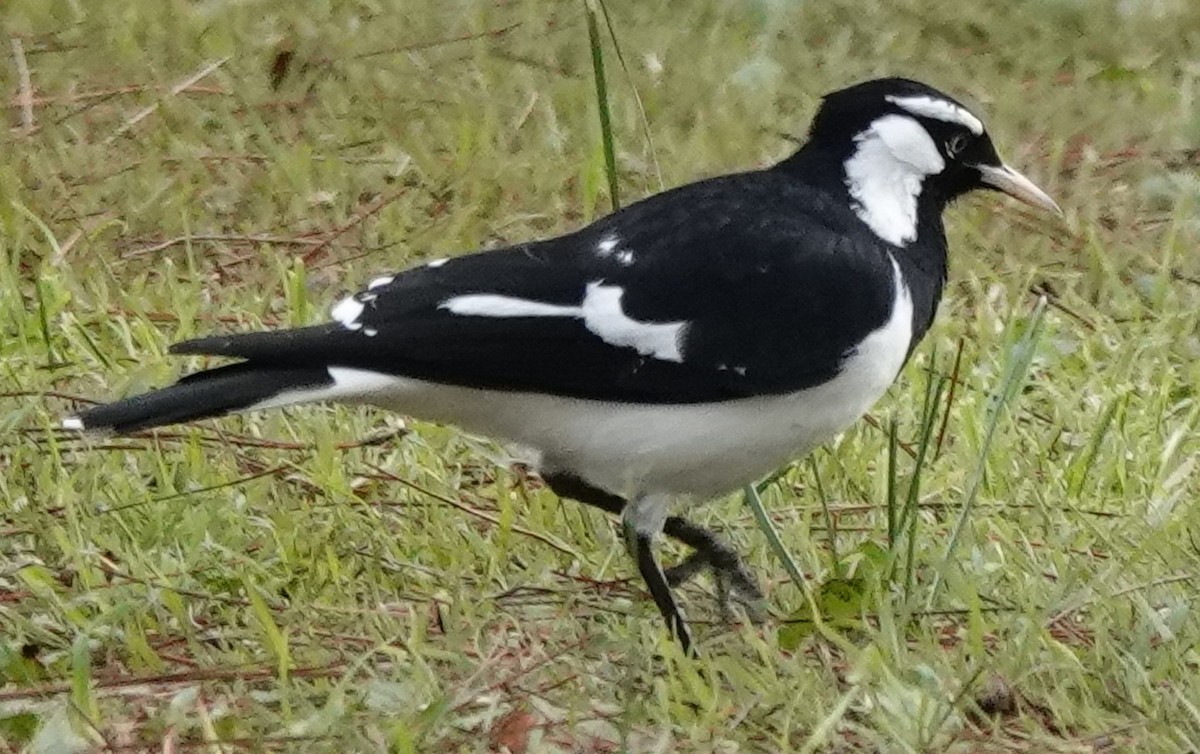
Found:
[0,664,347,703]
[113,734,330,752]
[0,389,100,404]
[95,554,262,609]
[1046,571,1198,627]
[354,22,521,59]
[364,463,578,557]
[122,233,324,258]
[8,83,226,108]
[105,57,230,144]
[95,464,289,516]
[10,36,35,134]
[300,188,409,264]
[934,337,965,460]
[1172,269,1200,287]
[861,414,916,459]
[1030,283,1096,331]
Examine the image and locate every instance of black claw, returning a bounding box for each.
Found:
[628,524,694,655]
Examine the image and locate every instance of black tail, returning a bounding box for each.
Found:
[64,362,333,435]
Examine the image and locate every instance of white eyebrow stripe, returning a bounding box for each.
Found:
[885,95,984,135]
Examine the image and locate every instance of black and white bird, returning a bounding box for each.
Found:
[64,78,1060,654]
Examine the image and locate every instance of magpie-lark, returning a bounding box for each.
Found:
[64,77,1061,654]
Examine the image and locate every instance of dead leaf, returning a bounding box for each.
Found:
[489,707,536,754]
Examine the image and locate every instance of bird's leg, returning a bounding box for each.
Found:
[622,495,693,655]
[540,472,627,516]
[540,471,765,623]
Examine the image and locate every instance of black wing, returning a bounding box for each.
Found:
[175,172,900,404]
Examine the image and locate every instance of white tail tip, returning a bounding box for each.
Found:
[61,417,85,431]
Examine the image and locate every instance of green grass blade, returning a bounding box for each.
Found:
[744,482,807,591]
[71,317,112,369]
[583,0,620,210]
[902,373,945,596]
[809,456,840,576]
[927,296,1049,608]
[594,0,663,190]
[887,415,899,548]
[1065,393,1123,499]
[934,337,965,460]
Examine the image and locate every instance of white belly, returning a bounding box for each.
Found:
[361,368,901,499]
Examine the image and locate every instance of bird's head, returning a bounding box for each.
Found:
[797,77,1061,247]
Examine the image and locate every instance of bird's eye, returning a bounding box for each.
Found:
[946,134,970,158]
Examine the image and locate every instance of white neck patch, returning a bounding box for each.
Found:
[885,94,984,135]
[844,114,945,247]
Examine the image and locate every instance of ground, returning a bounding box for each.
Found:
[3,0,1200,751]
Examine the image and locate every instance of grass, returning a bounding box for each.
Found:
[3,0,1200,750]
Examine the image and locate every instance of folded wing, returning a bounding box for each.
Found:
[175,175,899,404]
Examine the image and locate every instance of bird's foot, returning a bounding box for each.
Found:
[665,547,767,625]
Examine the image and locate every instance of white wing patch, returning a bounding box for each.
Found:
[440,295,580,318]
[581,283,686,362]
[439,284,688,362]
[844,114,945,247]
[331,295,365,330]
[367,275,395,290]
[596,234,619,256]
[596,234,635,266]
[885,95,984,135]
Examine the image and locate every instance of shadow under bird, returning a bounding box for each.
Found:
[65,77,1061,655]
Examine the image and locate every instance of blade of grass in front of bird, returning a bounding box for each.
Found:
[926,296,1048,609]
[886,415,899,549]
[901,365,946,597]
[744,482,807,591]
[35,277,55,366]
[13,202,61,365]
[1065,392,1123,499]
[934,337,965,459]
[899,356,947,538]
[594,0,663,190]
[72,317,111,369]
[796,684,861,754]
[810,456,841,576]
[583,0,620,210]
[285,257,308,326]
[746,481,854,652]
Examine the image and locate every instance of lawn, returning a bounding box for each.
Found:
[3,0,1200,751]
